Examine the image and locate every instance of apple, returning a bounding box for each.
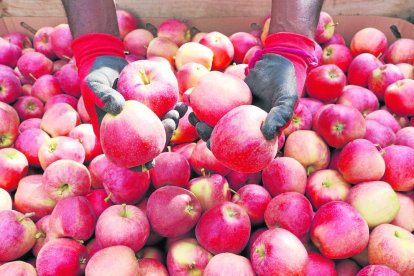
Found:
[123,29,154,57]
[225,170,262,191]
[170,105,198,144]
[68,123,103,162]
[196,202,250,254]
[176,62,209,94]
[365,109,401,133]
[0,210,37,262]
[36,238,87,275]
[77,96,91,124]
[32,215,57,256]
[224,63,249,80]
[384,79,414,116]
[192,32,207,43]
[149,152,191,189]
[50,24,73,59]
[53,63,81,97]
[190,140,231,176]
[116,9,139,38]
[357,265,399,276]
[157,19,190,46]
[95,204,150,251]
[382,145,414,191]
[306,169,351,209]
[310,201,369,259]
[299,97,324,119]
[18,118,41,133]
[336,85,379,117]
[15,128,50,167]
[135,198,165,246]
[17,51,53,80]
[305,252,336,276]
[21,83,32,96]
[383,38,414,64]
[0,71,22,103]
[199,31,234,71]
[203,253,255,276]
[136,246,164,263]
[322,44,353,72]
[305,64,346,102]
[85,189,112,218]
[262,156,307,196]
[175,42,214,70]
[250,228,308,275]
[347,53,383,87]
[350,27,387,57]
[230,31,260,64]
[368,224,414,275]
[31,74,62,103]
[395,126,414,149]
[41,103,80,138]
[172,143,196,163]
[0,188,12,211]
[322,33,346,47]
[4,32,31,49]
[283,101,312,136]
[0,261,37,276]
[0,37,22,68]
[368,64,404,100]
[335,259,360,276]
[137,258,169,276]
[337,139,385,184]
[85,239,102,259]
[232,184,271,225]
[284,130,330,175]
[88,154,108,189]
[315,11,335,44]
[391,192,414,232]
[13,96,44,120]
[146,37,179,67]
[52,59,69,73]
[100,100,166,168]
[167,238,212,275]
[0,148,28,192]
[14,174,56,221]
[33,26,57,60]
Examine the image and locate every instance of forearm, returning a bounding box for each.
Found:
[61,0,119,38]
[269,0,324,39]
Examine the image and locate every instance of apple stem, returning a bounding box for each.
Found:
[104,192,112,203]
[29,73,37,81]
[229,188,239,196]
[122,203,127,217]
[20,21,38,34]
[62,55,71,60]
[35,232,44,239]
[167,146,171,152]
[201,168,207,177]
[306,166,314,176]
[18,212,35,222]
[373,143,386,155]
[79,257,87,265]
[139,69,151,85]
[376,52,384,60]
[124,50,130,55]
[75,239,84,244]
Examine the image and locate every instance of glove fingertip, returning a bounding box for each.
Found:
[196,122,213,142]
[188,112,200,127]
[175,102,188,118]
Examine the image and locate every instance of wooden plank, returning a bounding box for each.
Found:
[1,0,414,21]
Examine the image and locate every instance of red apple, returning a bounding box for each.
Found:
[136,246,164,263]
[54,63,81,97]
[350,27,387,57]
[0,71,22,103]
[299,97,324,119]
[395,126,414,149]
[21,83,32,96]
[18,118,41,133]
[315,11,335,44]
[203,253,255,276]
[383,38,414,64]
[365,109,401,133]
[305,252,336,276]
[357,265,399,276]
[0,37,22,68]
[170,105,198,144]
[149,152,191,189]
[190,140,231,176]
[116,9,139,38]
[68,123,103,162]
[336,85,379,117]
[283,101,312,136]
[0,148,28,192]
[0,261,36,276]
[171,142,196,163]
[76,96,90,124]
[175,42,214,70]
[322,33,346,47]
[52,59,69,73]
[137,258,169,276]
[396,63,414,79]
[384,79,414,116]
[176,62,209,94]
[225,170,262,191]
[33,26,57,60]
[230,31,260,64]
[382,145,414,191]
[40,102,80,137]
[336,259,360,276]
[31,74,62,103]
[322,44,353,72]
[0,188,12,211]
[17,51,53,80]
[13,96,44,120]
[305,64,346,102]
[199,31,234,71]
[88,154,106,189]
[157,19,190,46]
[368,64,404,100]
[347,53,383,87]
[123,28,154,57]
[391,192,414,232]
[224,63,249,80]
[146,37,179,67]
[31,215,57,256]
[85,189,113,218]
[50,24,73,59]
[135,198,164,246]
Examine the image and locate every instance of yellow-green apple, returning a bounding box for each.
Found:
[230,31,261,64]
[13,96,44,120]
[190,140,231,176]
[383,38,414,64]
[305,64,346,102]
[232,184,271,225]
[357,265,399,276]
[384,79,414,116]
[210,105,276,173]
[77,96,90,123]
[175,42,214,70]
[364,120,396,148]
[41,102,80,137]
[382,145,414,191]
[0,71,22,103]
[137,259,169,276]
[50,24,73,59]
[262,156,307,196]
[310,201,369,259]
[100,155,150,204]
[350,28,387,57]
[187,173,231,211]
[0,148,28,192]
[42,159,91,201]
[157,19,190,46]
[0,37,22,67]
[203,253,255,276]
[396,63,414,79]
[305,252,336,276]
[166,238,212,275]
[31,74,62,103]
[18,118,41,133]
[54,63,81,97]
[347,53,383,87]
[68,123,102,162]
[0,188,12,211]
[176,62,209,94]
[306,169,351,209]
[336,85,379,117]
[149,152,191,189]
[147,186,201,238]
[170,106,198,144]
[315,11,335,44]
[17,51,53,80]
[315,104,366,148]
[250,228,308,275]
[14,174,56,221]
[335,259,360,276]
[346,181,400,228]
[283,101,312,136]
[395,126,414,149]
[365,109,401,133]
[368,224,414,275]
[95,204,150,251]
[14,128,49,167]
[36,238,87,275]
[264,192,313,242]
[284,130,330,175]
[322,33,346,47]
[224,63,249,80]
[199,31,234,71]
[195,202,250,254]
[0,261,37,276]
[0,210,37,262]
[85,189,112,218]
[33,26,57,60]
[38,136,85,170]
[226,170,262,191]
[322,44,353,72]
[391,192,414,232]
[100,100,166,168]
[123,29,154,57]
[0,101,19,149]
[116,9,139,39]
[49,196,96,240]
[171,142,196,163]
[146,37,179,67]
[338,139,385,183]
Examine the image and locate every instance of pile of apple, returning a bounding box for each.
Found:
[0,8,414,275]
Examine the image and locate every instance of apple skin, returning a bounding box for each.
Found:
[368,64,404,100]
[170,105,198,144]
[262,157,307,196]
[335,259,360,276]
[0,210,37,262]
[136,246,164,263]
[391,192,414,232]
[0,148,28,192]
[175,42,214,70]
[68,123,102,163]
[226,170,262,191]
[50,24,73,59]
[171,142,196,162]
[337,139,386,184]
[210,105,277,173]
[305,252,336,276]
[85,189,113,218]
[315,11,335,44]
[149,152,191,189]
[137,258,169,276]
[157,18,190,46]
[350,27,387,57]
[31,74,62,103]
[146,37,179,67]
[18,117,41,133]
[96,204,150,251]
[250,228,308,276]
[384,79,414,116]
[299,97,324,119]
[54,63,81,97]
[36,238,87,276]
[0,37,22,67]
[224,63,249,80]
[3,32,32,49]
[322,33,346,47]
[166,238,212,275]
[15,129,50,167]
[365,109,401,133]
[230,31,261,64]
[283,101,312,136]
[368,224,414,275]
[310,201,369,259]
[0,70,22,104]
[41,102,80,137]
[347,53,383,87]
[382,145,414,191]
[203,253,255,276]
[232,184,271,225]
[284,130,330,175]
[396,63,414,79]
[13,96,44,120]
[176,62,209,94]
[383,38,414,64]
[77,96,91,123]
[100,100,166,169]
[190,140,231,176]
[147,186,202,238]
[195,202,251,254]
[0,101,20,149]
[199,31,234,71]
[116,9,139,39]
[17,51,53,80]
[306,169,351,209]
[123,28,154,57]
[336,85,379,117]
[135,198,164,246]
[0,188,12,211]
[356,265,399,276]
[395,126,414,149]
[33,26,57,60]
[322,44,353,72]
[0,261,37,276]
